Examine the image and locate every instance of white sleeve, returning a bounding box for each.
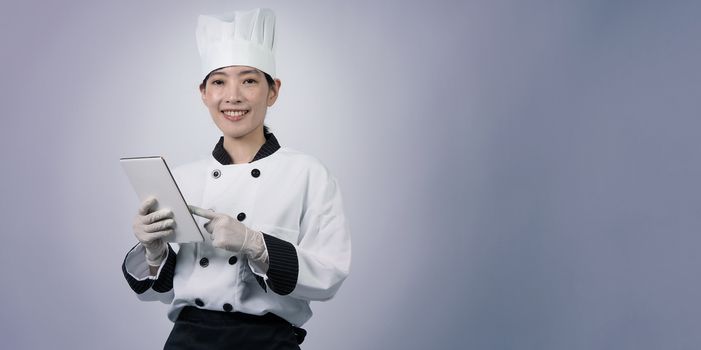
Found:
[258,174,352,301]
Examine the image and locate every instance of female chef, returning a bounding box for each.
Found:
[121,8,351,349]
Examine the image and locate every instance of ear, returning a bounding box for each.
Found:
[199,84,207,103]
[267,79,282,106]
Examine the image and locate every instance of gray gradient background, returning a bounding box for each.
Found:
[1,0,700,349]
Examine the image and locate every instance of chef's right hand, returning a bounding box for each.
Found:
[132,196,175,267]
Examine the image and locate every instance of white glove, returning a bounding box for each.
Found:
[132,196,175,267]
[189,205,268,265]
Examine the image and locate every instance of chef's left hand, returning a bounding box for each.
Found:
[189,205,265,259]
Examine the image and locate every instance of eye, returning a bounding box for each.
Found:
[243,78,258,85]
[211,79,224,86]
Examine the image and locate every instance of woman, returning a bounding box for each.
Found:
[122,8,351,349]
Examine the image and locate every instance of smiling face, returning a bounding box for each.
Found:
[200,66,281,141]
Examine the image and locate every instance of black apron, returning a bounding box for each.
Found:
[164,306,306,350]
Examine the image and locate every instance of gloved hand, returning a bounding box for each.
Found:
[132,196,175,267]
[189,205,268,264]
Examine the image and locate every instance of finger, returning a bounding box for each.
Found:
[142,229,173,243]
[144,219,176,233]
[189,205,217,220]
[203,221,214,234]
[138,196,158,215]
[142,208,174,224]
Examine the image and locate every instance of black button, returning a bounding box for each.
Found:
[251,168,260,178]
[195,298,204,307]
[212,169,221,179]
[236,212,246,221]
[223,303,233,312]
[199,257,209,267]
[228,256,238,265]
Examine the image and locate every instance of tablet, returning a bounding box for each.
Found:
[120,156,205,243]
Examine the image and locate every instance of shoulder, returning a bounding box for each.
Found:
[273,147,334,179]
[272,148,342,202]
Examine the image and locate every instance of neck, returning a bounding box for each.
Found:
[222,127,266,164]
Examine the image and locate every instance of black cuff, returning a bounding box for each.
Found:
[255,275,267,292]
[121,243,176,294]
[262,233,298,295]
[153,244,177,293]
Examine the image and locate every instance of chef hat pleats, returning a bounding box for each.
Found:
[196,8,276,79]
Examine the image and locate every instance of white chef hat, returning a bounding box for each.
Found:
[196,8,276,79]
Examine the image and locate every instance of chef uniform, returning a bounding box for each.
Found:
[121,8,351,349]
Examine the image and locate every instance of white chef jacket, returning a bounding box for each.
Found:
[122,133,351,326]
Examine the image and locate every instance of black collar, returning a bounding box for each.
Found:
[211,132,281,165]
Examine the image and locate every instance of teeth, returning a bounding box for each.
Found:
[223,110,247,117]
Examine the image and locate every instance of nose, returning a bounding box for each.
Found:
[224,84,242,104]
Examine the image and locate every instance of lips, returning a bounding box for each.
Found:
[221,109,249,122]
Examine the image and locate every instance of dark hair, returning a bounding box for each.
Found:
[199,69,275,91]
[262,72,275,90]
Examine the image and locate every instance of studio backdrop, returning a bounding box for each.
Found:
[1,0,700,349]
